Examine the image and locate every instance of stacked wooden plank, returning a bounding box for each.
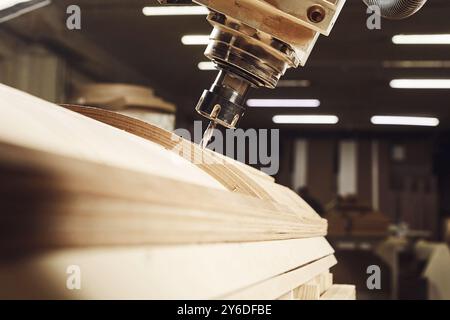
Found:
[0,83,354,299]
[71,83,176,131]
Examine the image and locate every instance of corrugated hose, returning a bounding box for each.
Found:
[363,0,427,19]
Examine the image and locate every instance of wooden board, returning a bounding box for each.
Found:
[221,255,337,300]
[62,104,275,200]
[0,83,354,300]
[62,104,320,221]
[0,238,333,299]
[320,285,356,300]
[0,84,222,190]
[71,83,176,113]
[295,271,333,299]
[0,142,327,252]
[0,84,326,251]
[277,290,295,300]
[296,281,321,300]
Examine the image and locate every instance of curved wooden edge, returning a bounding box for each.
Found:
[0,141,327,253]
[72,83,176,113]
[61,104,322,220]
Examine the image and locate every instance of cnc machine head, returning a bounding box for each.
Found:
[158,0,427,129]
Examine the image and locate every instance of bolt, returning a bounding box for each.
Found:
[307,5,326,23]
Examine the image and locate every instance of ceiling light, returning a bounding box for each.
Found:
[142,5,208,16]
[390,79,450,89]
[272,115,339,124]
[277,80,311,88]
[383,60,450,68]
[0,0,33,11]
[0,0,50,23]
[371,116,439,127]
[392,34,450,45]
[197,61,216,71]
[247,99,320,108]
[181,35,210,45]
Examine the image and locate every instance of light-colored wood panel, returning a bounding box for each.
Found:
[0,84,224,190]
[320,284,356,300]
[295,271,333,299]
[221,254,337,300]
[63,104,320,220]
[0,83,338,300]
[0,238,333,300]
[277,290,294,300]
[0,142,327,251]
[63,104,274,197]
[296,281,320,300]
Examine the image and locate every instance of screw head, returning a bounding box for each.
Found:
[307,5,326,23]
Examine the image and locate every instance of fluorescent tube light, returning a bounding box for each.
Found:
[142,6,208,16]
[181,35,210,45]
[0,0,33,11]
[0,0,50,23]
[371,116,439,127]
[197,61,216,71]
[277,80,311,88]
[392,34,450,45]
[247,99,320,108]
[390,79,450,89]
[272,115,339,124]
[383,60,450,68]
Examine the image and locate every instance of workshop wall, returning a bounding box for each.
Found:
[285,135,439,237]
[0,30,92,103]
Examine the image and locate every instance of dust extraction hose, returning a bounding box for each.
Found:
[363,0,427,19]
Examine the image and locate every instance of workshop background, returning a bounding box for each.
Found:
[1,0,450,300]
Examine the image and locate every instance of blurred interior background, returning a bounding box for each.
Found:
[1,0,450,300]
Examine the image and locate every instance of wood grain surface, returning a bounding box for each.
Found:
[0,84,326,253]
